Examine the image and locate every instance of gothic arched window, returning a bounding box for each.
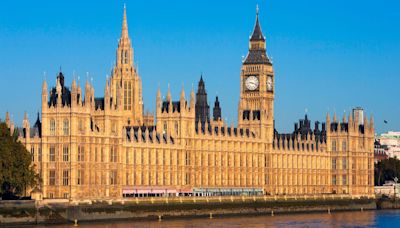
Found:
[124,51,128,64]
[63,119,69,136]
[50,119,56,136]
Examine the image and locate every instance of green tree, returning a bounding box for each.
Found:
[375,158,400,186]
[0,122,38,198]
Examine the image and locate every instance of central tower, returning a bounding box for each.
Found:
[238,7,274,143]
[110,5,143,125]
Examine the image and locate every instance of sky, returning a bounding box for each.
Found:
[0,0,399,134]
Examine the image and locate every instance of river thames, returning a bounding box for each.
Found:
[33,210,400,228]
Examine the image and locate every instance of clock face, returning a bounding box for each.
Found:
[267,76,273,91]
[245,76,259,91]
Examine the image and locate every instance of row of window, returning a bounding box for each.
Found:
[49,170,84,186]
[331,157,347,170]
[49,118,85,136]
[331,140,347,152]
[49,145,118,163]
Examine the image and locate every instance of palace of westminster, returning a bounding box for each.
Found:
[5,6,375,200]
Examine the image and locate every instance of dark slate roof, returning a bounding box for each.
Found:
[48,72,71,107]
[274,114,327,144]
[250,14,265,42]
[243,50,271,65]
[94,98,105,110]
[32,113,42,138]
[161,101,181,113]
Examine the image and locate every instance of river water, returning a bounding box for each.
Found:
[34,210,400,228]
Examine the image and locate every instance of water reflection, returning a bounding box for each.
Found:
[34,210,400,228]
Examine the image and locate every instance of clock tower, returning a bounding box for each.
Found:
[238,6,274,143]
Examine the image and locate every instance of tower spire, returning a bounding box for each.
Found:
[250,4,265,42]
[121,4,129,39]
[243,5,270,65]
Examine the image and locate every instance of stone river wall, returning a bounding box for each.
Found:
[0,195,377,226]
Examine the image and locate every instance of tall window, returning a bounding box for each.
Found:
[62,170,69,186]
[49,170,56,186]
[110,146,118,163]
[175,122,179,135]
[126,149,129,164]
[124,81,127,110]
[124,50,128,64]
[78,119,84,132]
[185,152,190,166]
[332,140,336,152]
[342,141,347,152]
[110,170,117,185]
[128,82,131,110]
[78,145,84,162]
[123,81,132,110]
[342,158,347,169]
[332,175,337,185]
[111,121,117,134]
[163,122,167,134]
[50,119,56,136]
[332,158,337,170]
[342,175,347,185]
[63,146,69,162]
[95,147,98,162]
[77,169,83,185]
[63,119,69,135]
[49,145,56,162]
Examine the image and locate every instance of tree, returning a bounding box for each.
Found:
[0,122,38,198]
[375,158,400,186]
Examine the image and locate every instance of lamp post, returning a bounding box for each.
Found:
[394,177,398,206]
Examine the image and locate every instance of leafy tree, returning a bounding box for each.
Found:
[375,158,400,186]
[0,122,38,198]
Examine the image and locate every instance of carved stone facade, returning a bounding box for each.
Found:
[9,6,374,200]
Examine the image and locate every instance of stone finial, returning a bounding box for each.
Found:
[370,115,374,130]
[180,85,185,101]
[166,84,172,101]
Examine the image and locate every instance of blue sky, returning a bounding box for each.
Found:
[0,0,399,134]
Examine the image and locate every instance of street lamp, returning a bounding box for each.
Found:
[394,177,398,204]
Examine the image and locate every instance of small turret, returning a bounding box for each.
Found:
[23,112,30,138]
[84,79,91,106]
[156,87,162,110]
[166,84,172,102]
[56,77,62,107]
[180,86,185,101]
[180,86,186,109]
[326,113,331,132]
[348,113,353,125]
[104,78,110,111]
[42,79,48,95]
[77,83,82,105]
[190,87,195,112]
[333,112,337,123]
[364,115,369,130]
[370,115,374,132]
[213,96,222,121]
[71,79,77,105]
